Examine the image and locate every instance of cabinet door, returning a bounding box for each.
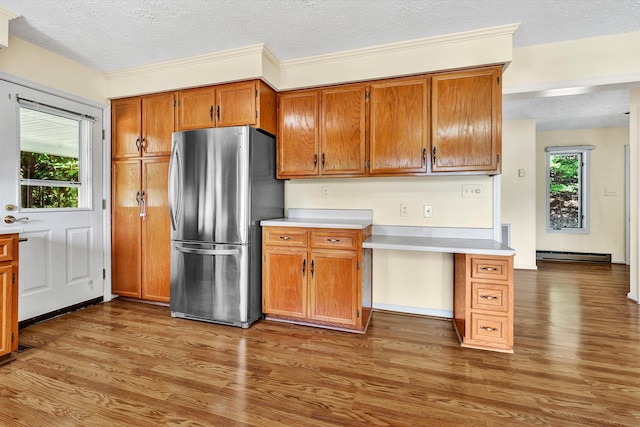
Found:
[112,97,141,159]
[369,77,429,175]
[263,247,308,318]
[141,158,171,302]
[111,160,142,298]
[309,250,358,326]
[320,84,366,176]
[431,67,501,173]
[0,264,12,357]
[216,81,257,127]
[177,87,215,130]
[277,90,320,178]
[141,92,175,157]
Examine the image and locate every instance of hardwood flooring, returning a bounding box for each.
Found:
[2,261,639,426]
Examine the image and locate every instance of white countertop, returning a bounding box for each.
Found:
[363,235,515,256]
[0,226,24,235]
[261,217,373,229]
[260,208,374,230]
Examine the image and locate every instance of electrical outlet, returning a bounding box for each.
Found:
[321,186,329,198]
[462,184,483,198]
[400,203,409,217]
[423,205,433,218]
[518,169,526,177]
[605,188,617,196]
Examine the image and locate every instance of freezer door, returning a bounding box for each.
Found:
[169,127,250,244]
[170,242,259,327]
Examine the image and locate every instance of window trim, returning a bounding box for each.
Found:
[545,145,594,234]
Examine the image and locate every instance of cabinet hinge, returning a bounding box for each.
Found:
[11,332,14,343]
[255,89,258,98]
[497,76,500,86]
[356,309,360,319]
[103,269,106,280]
[497,154,500,164]
[365,91,370,100]
[433,146,437,161]
[174,99,177,107]
[12,273,15,284]
[255,110,258,119]
[356,261,360,270]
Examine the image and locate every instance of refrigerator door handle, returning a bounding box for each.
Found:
[175,246,240,256]
[168,143,182,231]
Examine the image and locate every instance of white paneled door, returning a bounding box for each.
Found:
[0,80,104,321]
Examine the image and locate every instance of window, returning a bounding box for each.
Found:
[18,99,94,209]
[545,145,593,233]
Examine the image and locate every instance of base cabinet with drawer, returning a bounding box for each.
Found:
[262,226,373,333]
[0,234,19,362]
[453,253,514,353]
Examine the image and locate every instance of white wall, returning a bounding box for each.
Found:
[0,36,106,104]
[535,127,628,263]
[630,89,640,301]
[501,120,537,269]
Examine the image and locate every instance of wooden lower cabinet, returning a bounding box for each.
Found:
[112,158,171,302]
[262,226,372,333]
[454,253,514,353]
[0,234,19,363]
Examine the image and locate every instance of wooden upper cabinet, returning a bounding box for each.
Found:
[177,86,215,130]
[320,84,367,176]
[141,93,176,157]
[431,66,502,173]
[277,90,320,178]
[369,77,429,175]
[214,80,277,135]
[112,92,175,159]
[112,97,142,159]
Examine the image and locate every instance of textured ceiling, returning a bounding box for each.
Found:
[1,0,639,131]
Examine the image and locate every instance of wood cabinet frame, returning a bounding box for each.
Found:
[0,234,19,363]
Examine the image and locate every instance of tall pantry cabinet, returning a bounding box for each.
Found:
[111,92,174,302]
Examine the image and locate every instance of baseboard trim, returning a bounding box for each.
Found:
[19,297,104,329]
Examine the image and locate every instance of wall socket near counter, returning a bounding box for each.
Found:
[423,205,433,218]
[321,186,329,198]
[400,203,409,217]
[462,184,483,198]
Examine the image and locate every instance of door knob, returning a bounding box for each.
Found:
[4,215,29,224]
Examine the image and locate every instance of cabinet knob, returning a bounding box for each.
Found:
[279,235,292,240]
[327,238,340,243]
[480,266,497,272]
[479,295,498,301]
[480,326,498,332]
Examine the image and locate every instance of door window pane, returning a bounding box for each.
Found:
[19,106,88,209]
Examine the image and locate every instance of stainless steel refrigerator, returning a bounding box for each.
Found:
[168,126,283,328]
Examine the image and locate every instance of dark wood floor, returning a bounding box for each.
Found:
[2,262,639,426]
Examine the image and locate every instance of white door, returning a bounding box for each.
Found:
[0,80,105,321]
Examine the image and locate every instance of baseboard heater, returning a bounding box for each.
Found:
[536,250,611,263]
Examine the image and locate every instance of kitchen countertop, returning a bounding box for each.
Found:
[0,226,24,235]
[260,208,373,230]
[363,235,515,256]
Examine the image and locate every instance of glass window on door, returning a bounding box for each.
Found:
[18,104,92,209]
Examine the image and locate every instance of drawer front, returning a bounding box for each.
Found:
[471,257,509,281]
[310,230,358,251]
[471,282,509,313]
[0,237,14,263]
[264,227,308,247]
[470,313,510,346]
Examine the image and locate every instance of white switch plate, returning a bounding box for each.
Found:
[518,169,525,177]
[423,205,433,218]
[400,203,409,217]
[462,184,483,198]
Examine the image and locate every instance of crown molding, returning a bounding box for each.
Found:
[0,7,19,20]
[280,23,520,68]
[104,44,268,79]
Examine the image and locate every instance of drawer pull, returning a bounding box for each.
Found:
[479,295,499,301]
[279,236,292,241]
[327,238,340,243]
[480,326,498,332]
[480,267,497,272]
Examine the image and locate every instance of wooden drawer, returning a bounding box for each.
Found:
[471,257,509,281]
[264,227,308,247]
[310,230,358,251]
[0,237,14,263]
[471,282,509,313]
[470,313,510,346]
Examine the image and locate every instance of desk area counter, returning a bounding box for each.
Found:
[364,235,514,256]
